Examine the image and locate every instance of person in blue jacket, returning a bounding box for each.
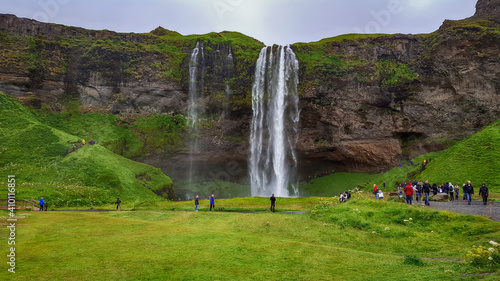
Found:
[39,197,45,211]
[210,194,215,211]
[194,195,199,212]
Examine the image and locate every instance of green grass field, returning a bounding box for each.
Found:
[0,197,499,280]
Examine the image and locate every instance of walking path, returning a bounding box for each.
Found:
[425,200,499,221]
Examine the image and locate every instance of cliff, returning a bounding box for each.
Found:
[0,0,499,182]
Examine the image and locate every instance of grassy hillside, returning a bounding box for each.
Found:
[300,172,376,197]
[0,197,498,280]
[37,110,187,159]
[365,119,500,193]
[0,92,173,206]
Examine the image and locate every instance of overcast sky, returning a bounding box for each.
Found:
[2,0,477,45]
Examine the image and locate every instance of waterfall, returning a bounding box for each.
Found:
[249,45,300,197]
[188,42,204,183]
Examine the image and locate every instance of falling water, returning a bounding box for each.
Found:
[188,42,204,183]
[249,45,300,197]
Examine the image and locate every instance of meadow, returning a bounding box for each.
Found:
[1,196,499,281]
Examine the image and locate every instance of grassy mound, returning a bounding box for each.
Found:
[0,93,173,206]
[300,172,375,197]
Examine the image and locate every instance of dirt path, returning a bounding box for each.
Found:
[425,200,499,221]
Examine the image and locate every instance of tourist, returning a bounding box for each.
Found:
[39,197,45,211]
[116,198,122,210]
[449,182,454,201]
[397,184,402,199]
[82,139,86,145]
[373,184,379,200]
[463,181,474,205]
[344,192,349,202]
[195,195,199,212]
[383,182,386,188]
[339,193,344,203]
[455,184,459,200]
[479,183,489,206]
[432,184,438,196]
[378,190,384,199]
[210,194,215,211]
[404,182,413,205]
[270,194,276,212]
[415,181,422,203]
[423,180,431,206]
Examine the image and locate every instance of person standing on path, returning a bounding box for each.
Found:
[455,184,459,200]
[404,181,413,205]
[449,182,454,201]
[423,180,431,206]
[39,197,45,211]
[116,198,122,210]
[397,184,402,199]
[415,181,423,203]
[210,194,215,211]
[479,183,489,206]
[270,194,276,212]
[464,181,474,205]
[373,184,379,200]
[194,195,199,212]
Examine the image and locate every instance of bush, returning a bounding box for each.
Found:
[404,254,424,266]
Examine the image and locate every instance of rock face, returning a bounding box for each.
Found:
[0,0,499,183]
[472,0,500,20]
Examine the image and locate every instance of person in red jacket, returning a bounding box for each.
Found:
[373,184,379,200]
[404,181,414,205]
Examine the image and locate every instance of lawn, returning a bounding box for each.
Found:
[1,197,499,280]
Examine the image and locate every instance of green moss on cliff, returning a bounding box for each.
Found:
[376,59,418,86]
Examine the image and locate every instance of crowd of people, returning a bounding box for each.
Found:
[373,180,490,206]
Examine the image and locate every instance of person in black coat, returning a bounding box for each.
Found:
[432,184,438,196]
[270,194,276,212]
[463,181,474,205]
[479,183,489,206]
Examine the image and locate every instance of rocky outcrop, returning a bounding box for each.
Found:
[0,0,499,182]
[472,0,500,20]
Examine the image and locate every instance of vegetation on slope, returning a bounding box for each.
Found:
[0,92,174,206]
[37,111,187,158]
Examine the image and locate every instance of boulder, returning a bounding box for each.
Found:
[430,193,449,201]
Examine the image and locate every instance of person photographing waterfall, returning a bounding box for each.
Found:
[210,194,215,211]
[270,194,276,212]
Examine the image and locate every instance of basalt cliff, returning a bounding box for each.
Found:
[0,0,499,183]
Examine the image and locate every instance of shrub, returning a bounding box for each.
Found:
[404,254,424,266]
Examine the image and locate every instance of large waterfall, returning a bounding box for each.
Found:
[249,45,300,197]
[188,42,204,183]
